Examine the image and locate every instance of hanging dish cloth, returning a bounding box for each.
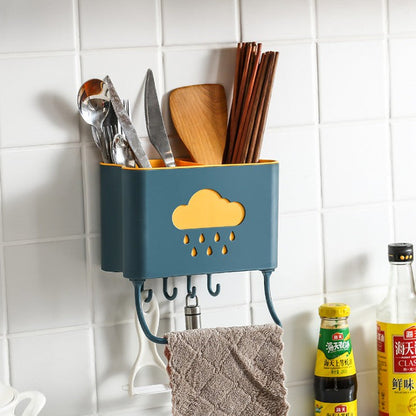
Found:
[164,323,289,416]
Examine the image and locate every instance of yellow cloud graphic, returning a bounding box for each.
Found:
[172,189,245,230]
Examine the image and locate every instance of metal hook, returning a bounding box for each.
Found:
[141,284,153,303]
[186,275,196,298]
[163,277,178,300]
[207,274,220,296]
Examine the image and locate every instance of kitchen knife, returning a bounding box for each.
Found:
[104,75,152,168]
[145,69,176,167]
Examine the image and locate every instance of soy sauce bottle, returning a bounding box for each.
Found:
[314,303,358,415]
[377,243,416,415]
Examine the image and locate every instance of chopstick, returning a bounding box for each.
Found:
[235,51,269,164]
[225,43,279,164]
[226,43,254,163]
[224,43,243,163]
[249,51,279,163]
[231,43,262,164]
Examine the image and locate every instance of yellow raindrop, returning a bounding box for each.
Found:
[222,245,228,255]
[183,234,189,244]
[191,247,197,257]
[199,233,205,243]
[229,231,235,241]
[214,232,220,242]
[207,246,213,256]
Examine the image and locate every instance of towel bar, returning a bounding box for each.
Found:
[101,160,281,344]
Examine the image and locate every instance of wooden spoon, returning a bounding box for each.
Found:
[169,84,227,165]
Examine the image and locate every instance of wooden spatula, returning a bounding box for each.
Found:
[169,84,227,165]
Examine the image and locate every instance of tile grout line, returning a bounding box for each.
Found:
[5,318,144,340]
[0,81,11,383]
[0,141,86,152]
[73,0,99,413]
[311,0,327,302]
[0,115,415,153]
[234,0,256,324]
[236,0,243,42]
[1,281,387,342]
[0,179,11,385]
[236,0,258,326]
[157,0,164,48]
[2,31,416,60]
[266,114,416,131]
[1,196,413,248]
[159,0,177,335]
[0,233,99,247]
[384,0,398,242]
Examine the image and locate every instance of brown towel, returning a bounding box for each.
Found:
[164,324,289,416]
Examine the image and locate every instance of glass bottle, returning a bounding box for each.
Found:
[377,243,416,415]
[314,303,358,415]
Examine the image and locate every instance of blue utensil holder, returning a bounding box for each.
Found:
[100,160,281,343]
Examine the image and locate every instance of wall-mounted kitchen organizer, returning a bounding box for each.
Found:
[100,159,281,344]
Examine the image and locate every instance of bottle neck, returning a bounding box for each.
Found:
[388,261,416,293]
[320,317,349,330]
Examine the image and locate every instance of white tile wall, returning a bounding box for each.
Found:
[390,38,416,118]
[4,239,89,333]
[389,0,416,34]
[9,329,95,415]
[241,0,313,41]
[251,212,323,301]
[261,127,320,213]
[1,147,85,241]
[320,122,391,208]
[323,205,393,292]
[90,238,135,325]
[316,0,385,38]
[0,55,79,147]
[391,120,416,200]
[265,42,318,127]
[79,0,160,50]
[395,201,416,243]
[318,40,388,123]
[0,0,74,53]
[162,0,238,46]
[0,1,415,415]
[0,338,7,383]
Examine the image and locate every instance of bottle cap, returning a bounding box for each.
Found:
[319,303,350,318]
[388,243,413,263]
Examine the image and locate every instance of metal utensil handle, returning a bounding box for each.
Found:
[91,126,111,163]
[104,75,151,168]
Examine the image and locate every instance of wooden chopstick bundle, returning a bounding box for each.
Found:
[225,42,258,163]
[224,42,279,164]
